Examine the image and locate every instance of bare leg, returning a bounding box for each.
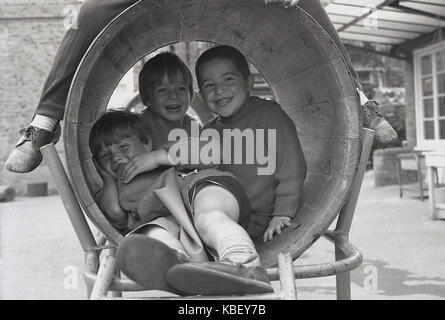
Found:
[165,185,273,295]
[193,185,259,266]
[167,186,273,295]
[36,0,139,119]
[140,225,188,260]
[6,0,139,173]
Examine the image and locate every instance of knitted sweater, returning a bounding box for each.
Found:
[203,96,306,219]
[141,107,199,148]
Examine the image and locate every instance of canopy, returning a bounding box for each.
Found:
[324,0,445,58]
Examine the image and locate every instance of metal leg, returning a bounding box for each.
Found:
[334,128,374,300]
[335,239,351,300]
[110,268,123,298]
[417,156,425,201]
[397,158,403,198]
[40,144,97,252]
[278,252,297,300]
[85,251,99,299]
[90,245,117,300]
[427,166,436,220]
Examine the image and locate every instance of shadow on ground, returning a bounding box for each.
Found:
[297,260,445,298]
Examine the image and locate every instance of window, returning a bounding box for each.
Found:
[358,70,372,85]
[414,42,445,150]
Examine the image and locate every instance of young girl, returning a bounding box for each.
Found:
[92,52,273,296]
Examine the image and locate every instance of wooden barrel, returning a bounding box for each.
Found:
[64,0,361,267]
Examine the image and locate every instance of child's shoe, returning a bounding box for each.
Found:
[116,235,188,294]
[166,260,274,296]
[5,125,61,173]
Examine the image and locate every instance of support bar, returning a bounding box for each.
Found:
[40,143,97,253]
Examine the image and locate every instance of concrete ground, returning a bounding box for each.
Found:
[1,170,444,300]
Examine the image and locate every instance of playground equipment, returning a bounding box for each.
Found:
[42,0,374,299]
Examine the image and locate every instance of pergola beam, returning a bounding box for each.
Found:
[390,26,445,56]
[389,1,445,20]
[344,43,408,60]
[337,0,400,33]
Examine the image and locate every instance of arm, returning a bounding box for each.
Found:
[120,148,176,184]
[271,107,307,218]
[92,158,130,231]
[263,105,307,241]
[96,176,128,230]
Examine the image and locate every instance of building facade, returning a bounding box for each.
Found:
[0,0,81,194]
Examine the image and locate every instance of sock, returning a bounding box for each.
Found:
[217,234,261,268]
[357,88,370,105]
[30,115,59,132]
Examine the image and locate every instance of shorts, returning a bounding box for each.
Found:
[175,168,251,229]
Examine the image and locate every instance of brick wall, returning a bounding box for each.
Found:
[0,0,79,195]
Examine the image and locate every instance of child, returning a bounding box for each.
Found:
[90,51,274,295]
[196,45,307,242]
[90,110,273,295]
[138,52,200,149]
[166,44,308,295]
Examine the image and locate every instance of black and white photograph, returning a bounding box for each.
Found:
[1,0,445,303]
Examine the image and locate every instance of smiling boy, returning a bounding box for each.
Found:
[196,45,307,242]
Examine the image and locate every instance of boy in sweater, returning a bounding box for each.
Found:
[197,45,307,242]
[166,44,307,294]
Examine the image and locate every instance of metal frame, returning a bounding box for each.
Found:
[40,128,374,300]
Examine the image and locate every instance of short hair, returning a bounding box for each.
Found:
[139,52,194,106]
[89,109,151,159]
[195,45,251,87]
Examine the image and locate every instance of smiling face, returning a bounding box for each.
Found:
[96,134,150,177]
[146,70,190,124]
[198,58,254,118]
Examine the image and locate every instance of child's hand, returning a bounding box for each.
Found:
[263,216,292,242]
[265,0,300,8]
[120,150,162,183]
